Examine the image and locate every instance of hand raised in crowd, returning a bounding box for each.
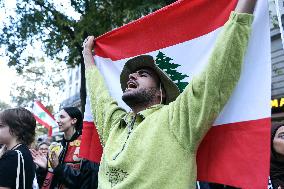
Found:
[50,151,59,169]
[82,36,96,69]
[83,36,95,54]
[30,148,48,169]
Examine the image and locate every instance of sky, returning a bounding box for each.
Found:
[0,0,17,104]
[0,0,80,105]
[0,59,17,103]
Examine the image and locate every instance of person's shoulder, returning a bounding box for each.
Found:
[14,145,36,172]
[16,143,29,151]
[12,145,35,167]
[15,144,32,156]
[0,149,18,164]
[1,144,31,159]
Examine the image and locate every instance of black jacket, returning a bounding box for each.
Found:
[42,132,99,189]
[53,159,99,189]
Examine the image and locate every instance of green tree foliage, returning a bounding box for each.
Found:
[0,0,176,112]
[0,100,11,111]
[10,57,65,109]
[155,51,188,92]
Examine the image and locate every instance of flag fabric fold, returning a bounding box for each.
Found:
[84,0,270,188]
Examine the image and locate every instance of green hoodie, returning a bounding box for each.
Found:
[86,12,253,189]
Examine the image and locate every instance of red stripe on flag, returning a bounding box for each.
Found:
[80,121,93,159]
[33,114,53,137]
[48,127,52,137]
[35,101,56,120]
[80,121,103,163]
[95,0,237,60]
[197,118,271,189]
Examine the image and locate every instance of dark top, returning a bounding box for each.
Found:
[0,144,36,189]
[36,166,48,188]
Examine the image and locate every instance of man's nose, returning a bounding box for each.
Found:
[129,72,138,80]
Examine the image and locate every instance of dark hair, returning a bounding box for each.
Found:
[0,108,36,146]
[63,107,83,132]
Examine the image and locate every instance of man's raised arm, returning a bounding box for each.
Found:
[166,0,257,151]
[82,36,127,146]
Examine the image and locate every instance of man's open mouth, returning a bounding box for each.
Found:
[126,80,138,90]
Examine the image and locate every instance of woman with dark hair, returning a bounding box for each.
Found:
[32,107,99,189]
[0,107,36,189]
[270,123,284,189]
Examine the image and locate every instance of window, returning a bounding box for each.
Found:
[75,83,79,93]
[75,69,79,80]
[69,87,72,96]
[69,74,72,85]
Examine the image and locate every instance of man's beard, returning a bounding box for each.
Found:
[122,87,159,108]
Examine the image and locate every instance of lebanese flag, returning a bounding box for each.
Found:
[79,94,103,163]
[32,101,57,137]
[88,0,270,188]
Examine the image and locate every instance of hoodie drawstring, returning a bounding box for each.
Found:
[15,150,25,189]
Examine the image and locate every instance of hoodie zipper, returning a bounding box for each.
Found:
[113,115,136,160]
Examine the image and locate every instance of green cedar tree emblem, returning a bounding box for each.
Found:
[38,112,46,119]
[155,51,189,92]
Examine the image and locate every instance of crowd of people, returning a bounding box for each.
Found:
[0,0,279,189]
[0,107,99,189]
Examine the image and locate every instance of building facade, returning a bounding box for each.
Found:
[60,65,81,109]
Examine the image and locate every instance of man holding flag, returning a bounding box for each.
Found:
[83,0,257,188]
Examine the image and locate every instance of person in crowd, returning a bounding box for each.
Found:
[31,141,50,188]
[38,141,50,157]
[270,123,284,189]
[31,107,99,189]
[82,0,256,188]
[0,107,36,189]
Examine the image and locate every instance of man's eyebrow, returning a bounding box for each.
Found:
[278,131,284,136]
[137,69,152,75]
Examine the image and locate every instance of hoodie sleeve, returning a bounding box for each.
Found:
[86,67,126,146]
[167,12,253,152]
